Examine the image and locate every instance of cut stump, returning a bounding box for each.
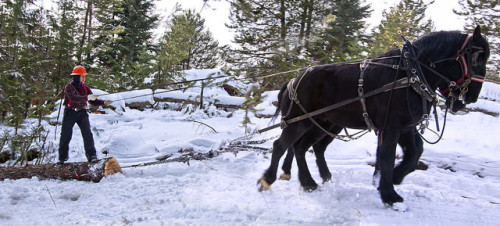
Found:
[0,157,122,182]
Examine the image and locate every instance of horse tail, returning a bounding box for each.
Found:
[272,82,288,122]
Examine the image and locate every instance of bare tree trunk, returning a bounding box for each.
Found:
[304,0,314,50]
[279,0,286,43]
[0,157,122,182]
[80,0,91,48]
[86,0,93,61]
[299,0,308,46]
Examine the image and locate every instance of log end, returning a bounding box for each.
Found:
[104,157,123,177]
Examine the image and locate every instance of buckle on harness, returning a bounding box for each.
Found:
[280,119,288,129]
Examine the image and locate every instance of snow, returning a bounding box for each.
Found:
[1,69,500,225]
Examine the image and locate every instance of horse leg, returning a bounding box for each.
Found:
[293,126,335,191]
[280,125,341,182]
[393,129,424,185]
[294,141,317,191]
[313,126,342,183]
[258,122,310,191]
[374,129,404,205]
[312,136,334,183]
[279,148,294,181]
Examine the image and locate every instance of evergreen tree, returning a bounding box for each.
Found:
[92,0,158,91]
[23,2,58,126]
[176,9,222,70]
[155,5,193,88]
[155,7,223,88]
[455,0,499,78]
[49,0,79,89]
[369,0,435,57]
[0,0,34,131]
[309,0,371,63]
[226,0,309,90]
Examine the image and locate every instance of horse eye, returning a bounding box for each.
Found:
[471,51,485,67]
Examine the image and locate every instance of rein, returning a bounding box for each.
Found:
[277,33,481,143]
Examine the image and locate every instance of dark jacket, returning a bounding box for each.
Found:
[64,83,104,109]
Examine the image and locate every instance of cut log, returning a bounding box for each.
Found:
[0,157,122,182]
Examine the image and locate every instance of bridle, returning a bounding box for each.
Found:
[427,34,486,101]
[403,35,484,144]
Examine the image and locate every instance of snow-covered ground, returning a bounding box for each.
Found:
[1,70,499,225]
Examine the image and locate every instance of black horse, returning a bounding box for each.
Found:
[258,26,490,206]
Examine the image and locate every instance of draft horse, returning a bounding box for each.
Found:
[258,26,490,206]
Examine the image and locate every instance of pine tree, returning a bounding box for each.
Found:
[171,9,222,70]
[50,0,79,89]
[92,0,158,91]
[22,2,58,126]
[309,0,371,63]
[226,0,309,90]
[369,0,435,57]
[155,5,192,88]
[455,0,499,78]
[155,7,223,88]
[0,0,33,131]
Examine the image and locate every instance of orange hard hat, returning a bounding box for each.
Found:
[70,65,87,76]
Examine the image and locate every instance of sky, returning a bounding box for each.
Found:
[156,0,466,46]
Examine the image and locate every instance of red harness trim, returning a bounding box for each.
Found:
[440,35,484,95]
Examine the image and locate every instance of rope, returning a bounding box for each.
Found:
[103,144,273,171]
[90,56,402,103]
[97,55,406,170]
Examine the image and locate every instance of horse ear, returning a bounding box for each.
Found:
[473,25,481,39]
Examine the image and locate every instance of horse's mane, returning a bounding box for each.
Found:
[412,31,466,60]
[375,31,466,60]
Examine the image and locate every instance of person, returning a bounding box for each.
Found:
[58,65,112,165]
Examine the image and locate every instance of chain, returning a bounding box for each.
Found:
[459,78,471,101]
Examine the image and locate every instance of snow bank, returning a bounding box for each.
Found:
[480,82,500,101]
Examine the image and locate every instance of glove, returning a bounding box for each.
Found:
[104,100,113,106]
[88,94,98,101]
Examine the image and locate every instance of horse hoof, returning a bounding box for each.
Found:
[257,177,271,192]
[302,184,318,192]
[279,173,291,181]
[389,203,409,212]
[321,175,332,184]
[380,191,404,205]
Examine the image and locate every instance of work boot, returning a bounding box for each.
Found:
[88,156,99,163]
[57,157,68,165]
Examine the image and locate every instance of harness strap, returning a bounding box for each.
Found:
[358,60,377,133]
[281,67,314,126]
[283,77,411,126]
[283,67,337,137]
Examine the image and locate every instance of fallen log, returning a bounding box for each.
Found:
[0,157,122,182]
[153,96,243,110]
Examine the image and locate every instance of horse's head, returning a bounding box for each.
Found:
[435,26,490,112]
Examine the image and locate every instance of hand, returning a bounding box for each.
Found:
[104,100,113,106]
[88,94,98,101]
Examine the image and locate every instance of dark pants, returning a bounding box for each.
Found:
[58,108,97,162]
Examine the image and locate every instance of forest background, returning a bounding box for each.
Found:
[0,0,498,164]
